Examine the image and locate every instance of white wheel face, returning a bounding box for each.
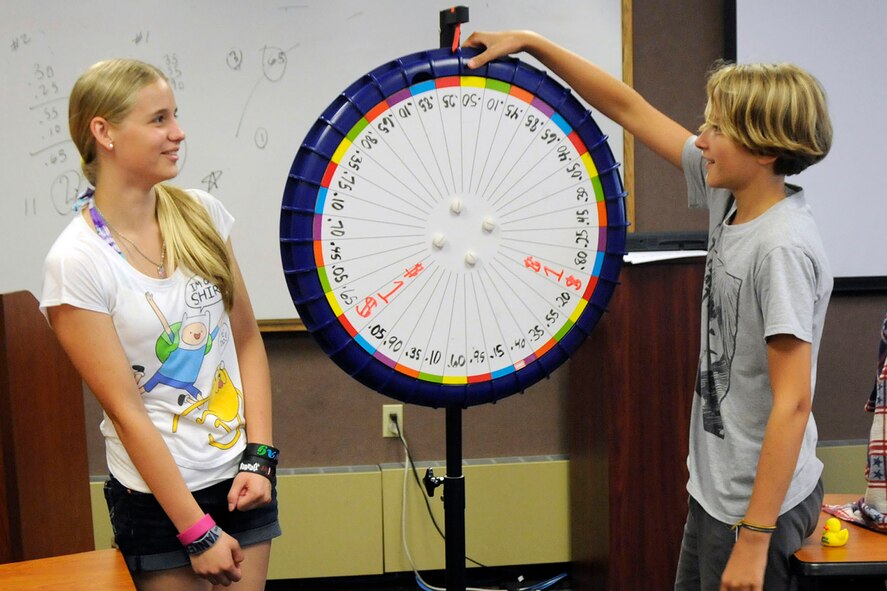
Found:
[282,50,624,405]
[316,77,605,383]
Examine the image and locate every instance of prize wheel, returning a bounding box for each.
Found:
[280,47,627,408]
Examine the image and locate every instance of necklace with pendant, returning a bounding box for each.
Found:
[88,198,167,278]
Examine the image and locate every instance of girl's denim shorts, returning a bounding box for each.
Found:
[103,475,281,573]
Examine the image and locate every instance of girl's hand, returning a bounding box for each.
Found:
[227,471,272,512]
[189,530,243,586]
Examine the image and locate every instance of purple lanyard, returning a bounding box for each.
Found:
[81,190,125,258]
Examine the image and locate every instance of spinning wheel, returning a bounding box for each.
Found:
[280,46,627,408]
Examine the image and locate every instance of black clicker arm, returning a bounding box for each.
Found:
[440,5,470,49]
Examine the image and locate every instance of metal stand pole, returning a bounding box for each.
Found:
[440,8,470,590]
[444,406,466,591]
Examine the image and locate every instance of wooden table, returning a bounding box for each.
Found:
[0,549,135,590]
[792,493,887,589]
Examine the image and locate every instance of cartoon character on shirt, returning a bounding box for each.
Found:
[142,292,220,405]
[172,361,245,449]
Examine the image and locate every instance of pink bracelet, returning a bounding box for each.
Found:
[176,513,216,546]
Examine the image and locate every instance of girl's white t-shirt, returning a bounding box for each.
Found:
[41,189,245,492]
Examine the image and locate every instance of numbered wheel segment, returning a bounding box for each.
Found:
[281,47,626,407]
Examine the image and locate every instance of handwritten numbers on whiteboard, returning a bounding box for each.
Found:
[226,49,243,71]
[254,127,269,150]
[31,63,59,101]
[163,53,184,90]
[9,33,32,52]
[261,46,287,82]
[50,170,85,216]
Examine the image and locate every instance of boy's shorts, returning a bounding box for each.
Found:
[675,479,823,591]
[103,475,282,573]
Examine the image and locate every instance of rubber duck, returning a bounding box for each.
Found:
[820,517,849,547]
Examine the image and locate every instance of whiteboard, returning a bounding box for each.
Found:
[737,0,886,280]
[2,0,622,320]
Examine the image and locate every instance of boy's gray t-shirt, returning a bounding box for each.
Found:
[682,136,833,524]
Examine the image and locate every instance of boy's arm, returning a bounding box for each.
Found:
[464,30,693,170]
[720,334,813,591]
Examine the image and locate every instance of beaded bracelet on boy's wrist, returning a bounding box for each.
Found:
[732,519,777,534]
[238,443,280,481]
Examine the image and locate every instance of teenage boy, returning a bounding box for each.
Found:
[465,31,832,591]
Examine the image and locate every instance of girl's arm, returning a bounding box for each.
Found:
[224,238,275,512]
[48,304,244,584]
[720,334,813,591]
[464,30,692,170]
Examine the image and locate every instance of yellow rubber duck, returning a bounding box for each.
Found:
[820,517,849,547]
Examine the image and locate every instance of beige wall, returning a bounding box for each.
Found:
[90,458,571,580]
[82,292,881,474]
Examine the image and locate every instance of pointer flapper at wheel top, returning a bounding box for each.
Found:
[280,47,627,407]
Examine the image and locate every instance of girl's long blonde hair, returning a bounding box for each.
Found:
[68,59,234,310]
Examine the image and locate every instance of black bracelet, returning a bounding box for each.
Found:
[244,443,279,464]
[737,521,776,534]
[731,519,777,541]
[238,443,279,481]
[239,457,275,480]
[186,525,222,555]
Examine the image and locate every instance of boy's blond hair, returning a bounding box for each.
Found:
[68,59,235,310]
[702,62,832,176]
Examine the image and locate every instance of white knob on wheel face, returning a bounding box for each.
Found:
[450,197,463,214]
[432,232,447,249]
[464,251,478,266]
[481,216,496,233]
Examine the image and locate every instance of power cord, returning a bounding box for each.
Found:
[390,416,450,546]
[389,415,568,591]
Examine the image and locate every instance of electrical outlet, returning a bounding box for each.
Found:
[382,403,403,438]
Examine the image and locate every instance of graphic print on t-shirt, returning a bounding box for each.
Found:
[696,229,741,439]
[142,290,221,404]
[134,277,245,448]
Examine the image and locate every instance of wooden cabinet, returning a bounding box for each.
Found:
[0,291,93,562]
[569,259,704,590]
